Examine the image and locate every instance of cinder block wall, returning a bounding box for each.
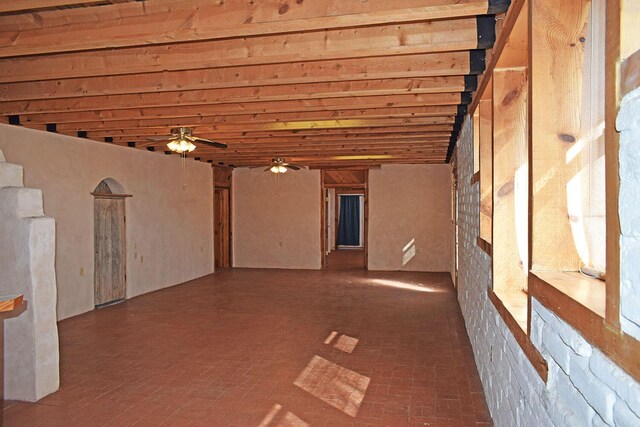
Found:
[455,93,640,425]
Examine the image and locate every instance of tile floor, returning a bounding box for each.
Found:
[2,269,491,426]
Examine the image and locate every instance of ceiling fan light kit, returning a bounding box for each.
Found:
[167,138,196,154]
[148,127,228,154]
[270,165,288,174]
[251,157,303,173]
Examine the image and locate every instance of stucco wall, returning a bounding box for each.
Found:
[368,164,452,272]
[0,149,59,401]
[232,168,321,269]
[456,111,640,426]
[0,124,214,320]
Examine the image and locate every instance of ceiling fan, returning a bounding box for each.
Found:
[251,158,303,174]
[147,127,227,154]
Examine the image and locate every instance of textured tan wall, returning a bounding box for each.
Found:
[233,168,321,269]
[368,164,453,271]
[0,124,214,320]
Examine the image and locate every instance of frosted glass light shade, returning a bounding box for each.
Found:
[167,138,196,153]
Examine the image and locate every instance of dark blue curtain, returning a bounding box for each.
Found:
[337,195,360,246]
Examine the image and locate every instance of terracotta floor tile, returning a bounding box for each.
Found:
[2,269,491,426]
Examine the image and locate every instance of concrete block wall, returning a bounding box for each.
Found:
[455,93,640,426]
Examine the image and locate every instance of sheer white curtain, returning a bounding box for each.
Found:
[567,1,606,275]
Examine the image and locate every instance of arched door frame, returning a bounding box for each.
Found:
[91,178,132,307]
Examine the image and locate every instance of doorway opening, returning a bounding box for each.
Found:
[336,194,364,248]
[92,178,130,308]
[321,170,368,270]
[214,166,232,269]
[214,188,231,268]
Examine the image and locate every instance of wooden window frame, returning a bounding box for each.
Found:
[469,0,549,381]
[527,0,640,382]
[466,0,640,383]
[477,90,493,253]
[472,109,481,182]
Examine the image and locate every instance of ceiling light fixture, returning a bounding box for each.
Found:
[251,158,302,173]
[270,165,288,174]
[167,138,196,154]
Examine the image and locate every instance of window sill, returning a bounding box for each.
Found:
[529,271,640,382]
[477,237,492,256]
[488,288,548,381]
[494,288,528,331]
[531,271,606,318]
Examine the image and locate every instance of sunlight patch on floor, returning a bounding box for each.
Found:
[333,334,359,353]
[279,411,309,427]
[294,355,370,417]
[324,331,359,353]
[365,278,445,293]
[258,403,309,427]
[324,331,338,345]
[258,404,283,427]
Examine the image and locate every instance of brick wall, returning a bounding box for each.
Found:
[455,91,640,426]
[617,87,640,341]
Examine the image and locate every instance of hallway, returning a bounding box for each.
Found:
[3,269,490,426]
[326,250,365,271]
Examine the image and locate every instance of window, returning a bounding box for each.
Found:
[473,0,640,382]
[472,110,480,176]
[478,84,493,247]
[528,0,607,317]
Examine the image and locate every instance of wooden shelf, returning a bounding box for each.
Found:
[0,294,23,313]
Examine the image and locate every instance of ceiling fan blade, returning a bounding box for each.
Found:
[286,164,302,170]
[192,136,228,149]
[145,135,175,141]
[264,166,272,171]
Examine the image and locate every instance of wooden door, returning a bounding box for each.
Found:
[94,196,126,306]
[214,188,230,268]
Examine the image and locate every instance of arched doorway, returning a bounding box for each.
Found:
[92,178,130,307]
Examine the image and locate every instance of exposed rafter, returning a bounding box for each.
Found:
[0,0,512,167]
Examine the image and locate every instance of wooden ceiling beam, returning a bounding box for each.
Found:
[199,146,450,156]
[194,149,452,158]
[208,155,449,164]
[0,77,472,117]
[146,141,453,152]
[18,104,465,125]
[0,0,504,57]
[56,117,456,135]
[111,134,453,145]
[52,108,460,132]
[82,124,457,139]
[213,157,448,167]
[0,52,479,103]
[169,148,447,158]
[0,18,486,83]
[87,117,454,136]
[0,1,112,14]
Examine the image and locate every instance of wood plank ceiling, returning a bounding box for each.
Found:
[0,0,511,168]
